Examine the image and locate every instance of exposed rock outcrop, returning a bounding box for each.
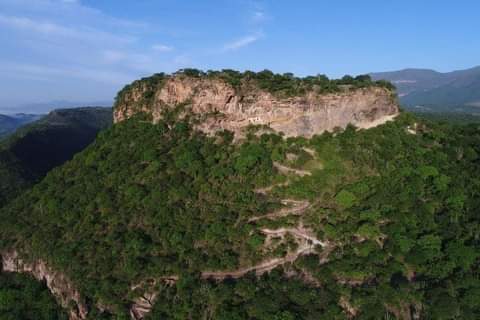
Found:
[130,292,157,320]
[114,75,399,137]
[0,250,88,320]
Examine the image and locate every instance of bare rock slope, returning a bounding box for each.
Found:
[1,250,88,320]
[114,73,399,137]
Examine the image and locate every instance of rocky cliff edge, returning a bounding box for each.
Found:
[113,71,399,137]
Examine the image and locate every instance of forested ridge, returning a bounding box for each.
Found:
[1,106,480,319]
[0,107,112,207]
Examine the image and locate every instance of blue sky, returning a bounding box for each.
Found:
[0,0,479,112]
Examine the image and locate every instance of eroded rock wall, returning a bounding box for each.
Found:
[114,76,399,137]
[1,250,88,320]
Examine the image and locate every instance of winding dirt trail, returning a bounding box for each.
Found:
[204,163,322,280]
[302,147,316,157]
[202,222,329,280]
[131,163,327,319]
[261,226,327,247]
[131,231,330,319]
[201,237,327,280]
[273,162,312,177]
[254,181,290,194]
[248,199,310,222]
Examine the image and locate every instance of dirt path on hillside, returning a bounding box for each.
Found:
[254,181,290,194]
[248,199,311,222]
[302,147,316,157]
[202,236,327,280]
[273,162,312,177]
[203,162,325,280]
[131,163,327,319]
[202,224,328,280]
[261,226,327,247]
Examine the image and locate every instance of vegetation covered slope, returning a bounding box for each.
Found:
[0,114,43,138]
[0,107,112,207]
[414,112,480,125]
[0,272,67,320]
[1,106,480,319]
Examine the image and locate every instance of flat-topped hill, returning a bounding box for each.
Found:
[114,69,399,137]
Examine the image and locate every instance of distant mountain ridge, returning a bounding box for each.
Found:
[371,66,480,112]
[0,100,112,114]
[0,114,43,138]
[0,106,112,207]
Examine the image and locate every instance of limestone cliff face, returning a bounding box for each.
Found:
[114,75,399,137]
[1,250,88,320]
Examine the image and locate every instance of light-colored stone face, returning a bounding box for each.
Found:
[114,76,400,137]
[1,250,88,320]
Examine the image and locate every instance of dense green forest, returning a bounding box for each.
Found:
[145,271,341,320]
[0,272,67,320]
[0,107,112,207]
[1,106,480,319]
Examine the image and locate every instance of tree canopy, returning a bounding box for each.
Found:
[1,110,480,319]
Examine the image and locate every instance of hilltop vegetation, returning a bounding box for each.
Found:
[1,110,276,314]
[116,69,395,107]
[181,68,395,94]
[1,105,480,318]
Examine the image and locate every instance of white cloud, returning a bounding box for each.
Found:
[223,34,261,51]
[251,11,266,23]
[219,4,269,53]
[0,14,135,45]
[152,44,174,52]
[0,62,133,85]
[0,14,70,35]
[0,0,270,108]
[0,0,144,29]
[0,0,193,108]
[102,50,127,63]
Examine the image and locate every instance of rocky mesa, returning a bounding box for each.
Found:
[113,70,399,137]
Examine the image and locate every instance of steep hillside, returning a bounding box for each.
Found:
[1,96,480,319]
[0,272,67,319]
[114,69,398,137]
[1,71,480,320]
[371,66,480,112]
[0,113,43,138]
[0,107,112,207]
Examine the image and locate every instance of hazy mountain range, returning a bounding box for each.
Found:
[0,100,112,115]
[0,114,43,138]
[371,66,480,113]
